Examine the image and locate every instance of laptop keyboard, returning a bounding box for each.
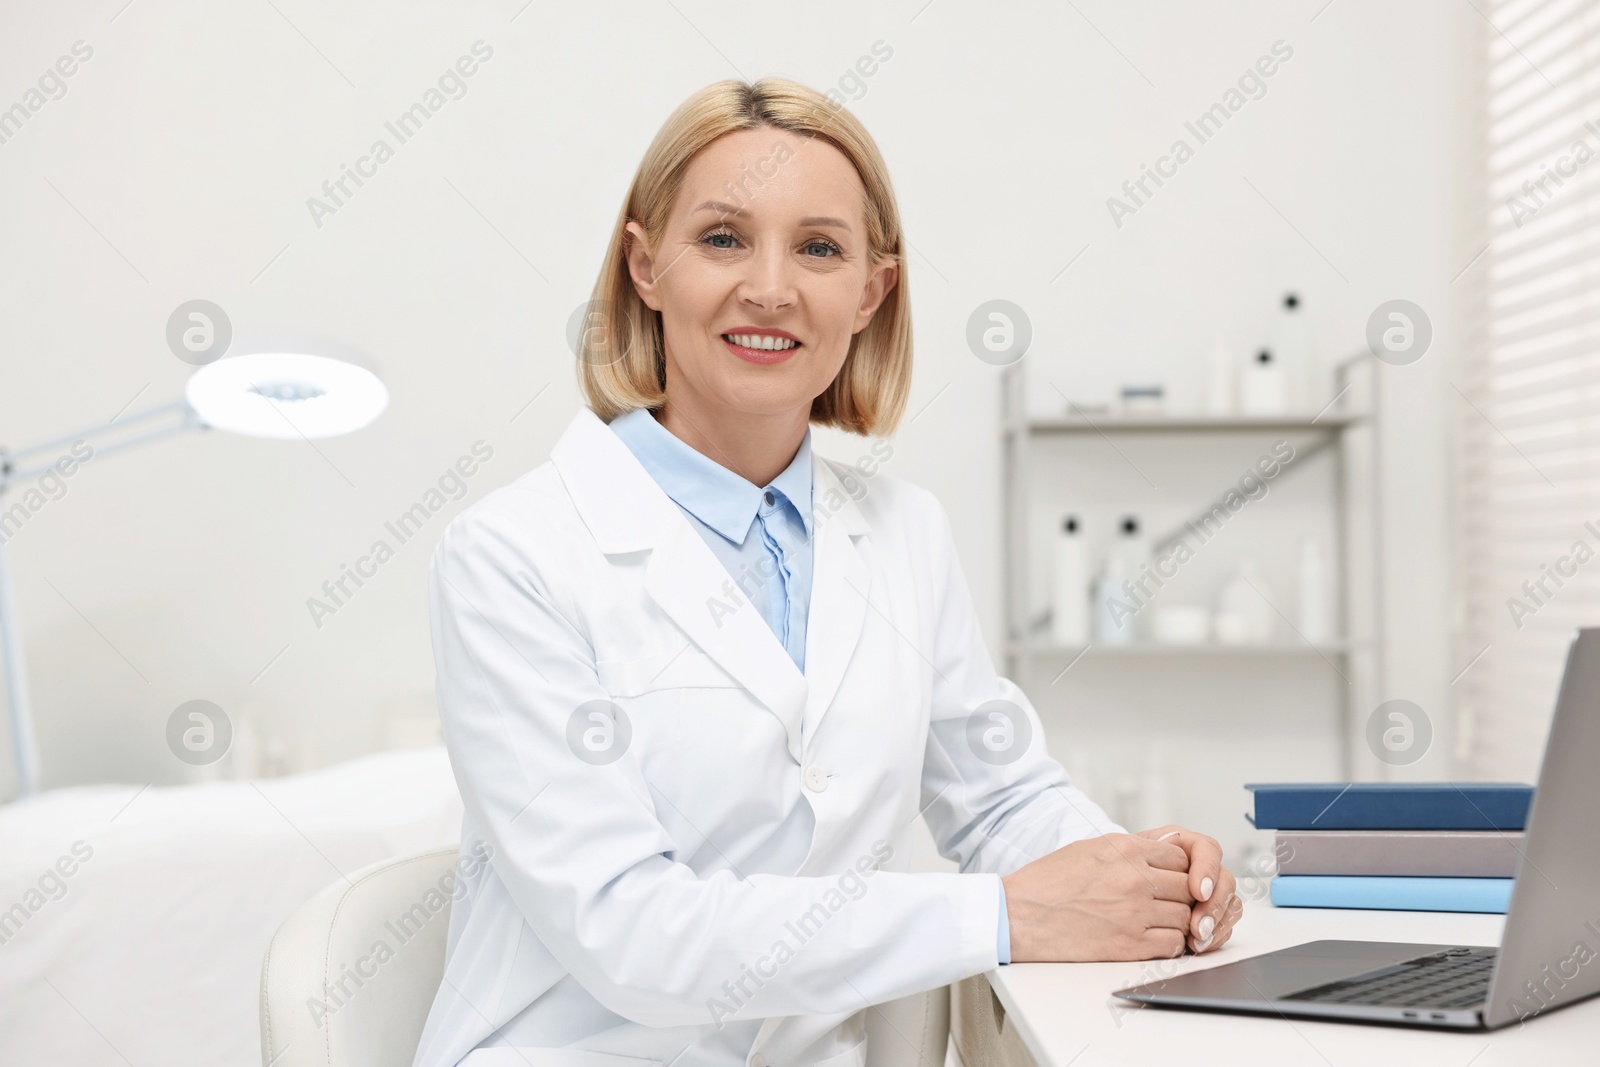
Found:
[1283,948,1496,1010]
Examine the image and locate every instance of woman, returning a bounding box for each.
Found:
[415,77,1240,1067]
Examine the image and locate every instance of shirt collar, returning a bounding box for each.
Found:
[607,407,813,544]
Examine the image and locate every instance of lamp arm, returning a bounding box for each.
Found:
[0,401,204,491]
[0,397,204,798]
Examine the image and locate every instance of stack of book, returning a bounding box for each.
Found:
[1245,782,1535,913]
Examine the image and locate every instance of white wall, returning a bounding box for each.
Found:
[1,0,1464,866]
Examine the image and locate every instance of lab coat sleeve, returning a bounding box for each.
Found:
[428,504,1001,1029]
[914,489,1127,878]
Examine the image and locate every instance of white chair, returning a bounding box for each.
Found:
[260,847,950,1067]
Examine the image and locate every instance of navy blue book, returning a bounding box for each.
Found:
[1245,782,1534,831]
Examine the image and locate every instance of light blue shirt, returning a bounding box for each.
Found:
[609,407,813,671]
[997,887,1009,964]
[607,406,1011,965]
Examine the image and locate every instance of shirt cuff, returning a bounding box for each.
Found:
[996,874,1011,965]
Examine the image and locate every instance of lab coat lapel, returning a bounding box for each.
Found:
[552,408,808,762]
[642,517,808,761]
[799,458,871,748]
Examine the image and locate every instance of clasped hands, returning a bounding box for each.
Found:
[1001,825,1242,962]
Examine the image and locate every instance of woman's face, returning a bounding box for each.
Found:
[625,126,898,423]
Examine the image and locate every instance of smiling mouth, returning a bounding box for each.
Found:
[722,333,800,351]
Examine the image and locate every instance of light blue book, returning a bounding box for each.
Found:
[1270,875,1513,913]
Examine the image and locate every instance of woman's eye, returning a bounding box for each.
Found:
[701,231,841,258]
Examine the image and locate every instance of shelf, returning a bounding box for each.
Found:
[1016,413,1365,435]
[999,355,1382,779]
[1009,641,1354,659]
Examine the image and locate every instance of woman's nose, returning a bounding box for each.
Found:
[737,247,799,309]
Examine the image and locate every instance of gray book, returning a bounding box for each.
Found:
[1273,829,1526,877]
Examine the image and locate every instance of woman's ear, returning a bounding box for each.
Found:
[853,255,899,334]
[623,220,663,312]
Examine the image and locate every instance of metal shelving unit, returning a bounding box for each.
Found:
[999,354,1384,777]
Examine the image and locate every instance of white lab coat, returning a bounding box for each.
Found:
[412,407,1122,1067]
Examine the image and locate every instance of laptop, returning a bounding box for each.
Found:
[1113,627,1600,1030]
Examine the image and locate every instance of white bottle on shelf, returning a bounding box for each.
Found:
[1051,515,1090,647]
[1094,554,1132,645]
[1115,515,1147,575]
[1094,516,1145,645]
[1273,292,1312,413]
[1238,349,1287,415]
[1297,538,1332,645]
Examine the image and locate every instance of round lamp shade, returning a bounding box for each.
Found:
[185,348,387,440]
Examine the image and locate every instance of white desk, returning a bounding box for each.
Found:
[986,904,1598,1067]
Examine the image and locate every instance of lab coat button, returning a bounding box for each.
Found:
[803,765,828,792]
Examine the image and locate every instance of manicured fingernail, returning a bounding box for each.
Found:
[1195,934,1212,952]
[1157,830,1179,841]
[1198,915,1215,941]
[1200,877,1214,901]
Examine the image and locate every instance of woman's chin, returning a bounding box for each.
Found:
[707,367,828,415]
[695,386,807,420]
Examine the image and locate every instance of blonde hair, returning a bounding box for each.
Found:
[577,77,911,436]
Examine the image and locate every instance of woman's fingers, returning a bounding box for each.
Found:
[1131,827,1239,954]
[1135,825,1223,902]
[1145,898,1194,932]
[1190,867,1242,952]
[1139,926,1187,959]
[1124,834,1191,873]
[1215,882,1245,940]
[1146,867,1196,903]
[1195,906,1239,953]
[1172,828,1225,902]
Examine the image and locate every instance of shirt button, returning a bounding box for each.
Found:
[803,765,828,792]
[763,491,775,506]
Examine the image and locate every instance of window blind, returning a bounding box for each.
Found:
[1457,0,1600,778]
